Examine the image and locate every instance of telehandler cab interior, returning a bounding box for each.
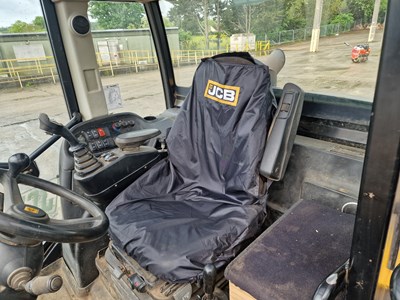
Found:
[0,0,399,299]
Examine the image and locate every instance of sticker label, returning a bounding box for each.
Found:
[24,206,39,214]
[104,84,123,111]
[204,80,240,106]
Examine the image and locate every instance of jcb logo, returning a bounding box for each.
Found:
[204,80,240,106]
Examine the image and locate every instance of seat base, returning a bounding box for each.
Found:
[225,200,355,300]
[97,244,230,300]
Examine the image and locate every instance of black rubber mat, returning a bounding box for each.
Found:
[225,200,355,300]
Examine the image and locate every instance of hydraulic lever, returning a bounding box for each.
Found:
[203,264,217,300]
[7,269,63,296]
[39,113,102,176]
[39,113,85,153]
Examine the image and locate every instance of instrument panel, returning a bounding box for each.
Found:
[72,112,169,156]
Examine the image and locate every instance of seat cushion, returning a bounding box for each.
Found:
[107,163,267,282]
[225,200,355,300]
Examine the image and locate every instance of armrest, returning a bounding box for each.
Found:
[115,128,161,150]
[260,83,304,181]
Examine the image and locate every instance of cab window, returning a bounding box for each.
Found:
[88,1,167,117]
[161,0,385,102]
[0,3,69,218]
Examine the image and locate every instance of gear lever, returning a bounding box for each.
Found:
[39,113,84,152]
[203,263,217,300]
[39,113,102,176]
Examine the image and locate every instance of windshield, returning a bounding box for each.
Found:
[0,1,71,218]
[0,0,388,218]
[161,0,386,102]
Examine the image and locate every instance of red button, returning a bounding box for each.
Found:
[97,128,106,137]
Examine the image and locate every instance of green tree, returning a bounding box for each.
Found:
[168,0,215,48]
[32,16,45,29]
[218,0,264,35]
[218,0,243,35]
[8,16,45,33]
[322,0,347,24]
[141,16,175,29]
[89,2,144,29]
[242,0,286,38]
[168,1,205,34]
[8,20,35,33]
[379,0,387,23]
[330,13,354,27]
[282,0,307,30]
[179,30,192,49]
[348,0,374,24]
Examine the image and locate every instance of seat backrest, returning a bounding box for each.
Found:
[166,53,274,203]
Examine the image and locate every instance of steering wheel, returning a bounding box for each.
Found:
[0,153,108,243]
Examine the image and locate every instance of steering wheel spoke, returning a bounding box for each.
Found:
[48,215,103,229]
[0,171,24,210]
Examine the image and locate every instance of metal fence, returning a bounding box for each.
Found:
[0,56,58,88]
[0,49,252,88]
[265,23,353,45]
[0,23,352,88]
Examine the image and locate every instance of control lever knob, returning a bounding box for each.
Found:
[39,113,84,152]
[24,275,63,295]
[39,113,102,176]
[8,153,30,178]
[203,263,217,300]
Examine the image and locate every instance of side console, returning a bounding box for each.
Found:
[58,112,174,205]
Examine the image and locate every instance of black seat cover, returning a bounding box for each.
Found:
[106,53,274,283]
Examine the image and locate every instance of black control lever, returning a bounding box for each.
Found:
[39,113,102,176]
[313,259,349,300]
[203,264,217,300]
[39,113,85,153]
[8,153,31,178]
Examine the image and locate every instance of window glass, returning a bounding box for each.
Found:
[0,2,69,218]
[88,1,167,117]
[161,0,386,102]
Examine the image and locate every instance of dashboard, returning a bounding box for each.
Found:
[74,113,167,156]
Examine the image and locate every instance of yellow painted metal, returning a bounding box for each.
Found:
[0,49,270,88]
[375,177,400,299]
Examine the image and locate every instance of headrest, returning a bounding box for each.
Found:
[205,52,256,65]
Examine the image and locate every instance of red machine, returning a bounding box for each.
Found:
[351,44,371,63]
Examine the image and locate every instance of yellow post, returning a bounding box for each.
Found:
[128,50,132,64]
[8,60,16,77]
[16,72,23,88]
[36,59,42,75]
[50,67,56,84]
[265,40,270,51]
[135,51,139,73]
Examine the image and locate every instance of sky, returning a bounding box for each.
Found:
[0,0,42,27]
[0,0,172,28]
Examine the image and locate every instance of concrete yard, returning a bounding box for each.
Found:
[0,29,383,184]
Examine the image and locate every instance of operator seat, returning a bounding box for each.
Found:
[106,52,274,283]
